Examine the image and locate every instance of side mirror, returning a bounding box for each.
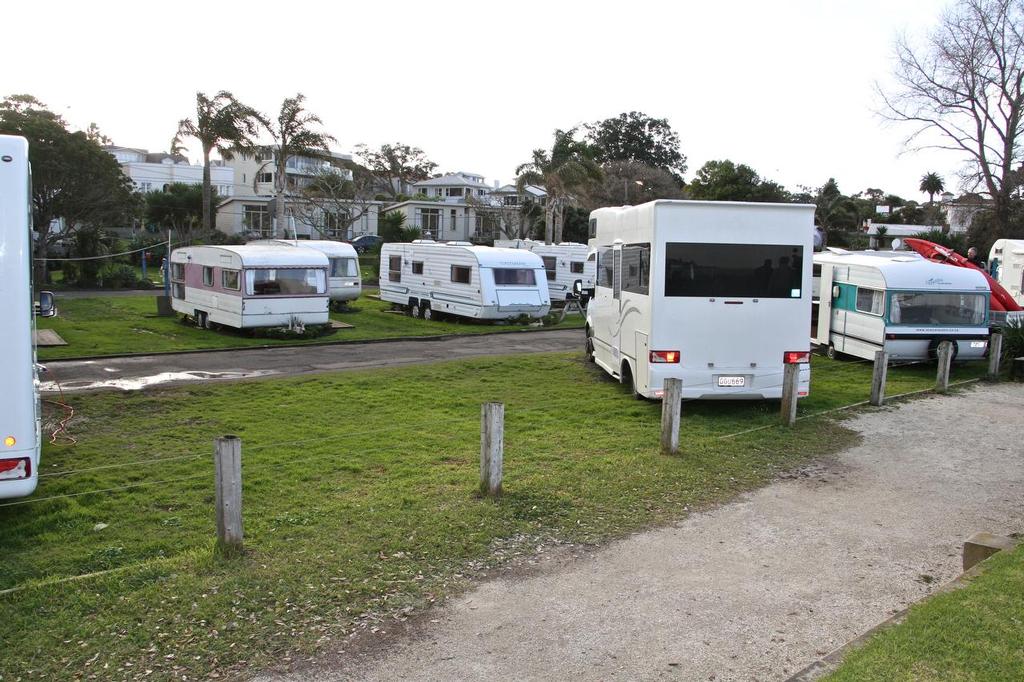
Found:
[572,279,583,295]
[37,291,56,318]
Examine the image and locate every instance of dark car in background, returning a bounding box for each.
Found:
[351,234,384,253]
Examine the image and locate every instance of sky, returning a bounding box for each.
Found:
[5,0,965,201]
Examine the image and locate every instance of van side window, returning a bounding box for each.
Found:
[621,243,651,295]
[570,261,584,274]
[388,256,402,282]
[222,269,240,290]
[855,288,884,316]
[589,218,597,239]
[597,247,614,288]
[412,261,424,275]
[451,265,471,284]
[203,266,214,287]
[542,256,557,281]
[612,250,621,300]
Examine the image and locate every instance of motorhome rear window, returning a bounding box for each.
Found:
[451,265,472,284]
[330,257,359,278]
[542,256,557,281]
[889,292,987,326]
[245,268,326,296]
[222,269,240,290]
[388,256,401,282]
[493,268,536,286]
[664,243,804,298]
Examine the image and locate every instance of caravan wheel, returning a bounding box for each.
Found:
[584,327,595,362]
[826,343,837,360]
[421,304,433,321]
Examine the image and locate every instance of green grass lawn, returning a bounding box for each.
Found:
[0,353,986,680]
[37,295,584,360]
[826,542,1024,681]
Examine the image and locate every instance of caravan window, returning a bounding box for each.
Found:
[171,262,185,281]
[388,256,402,282]
[411,261,424,275]
[493,268,536,285]
[855,288,884,316]
[330,257,359,278]
[622,243,651,295]
[664,243,803,298]
[597,247,614,288]
[571,261,584,274]
[542,256,557,281]
[451,265,472,284]
[222,269,240,290]
[202,266,214,287]
[889,292,987,326]
[245,268,326,296]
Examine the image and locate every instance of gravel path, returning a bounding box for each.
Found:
[256,382,1024,682]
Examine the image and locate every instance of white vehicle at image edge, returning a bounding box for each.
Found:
[493,239,596,303]
[812,249,990,361]
[586,200,814,400]
[1,134,56,499]
[988,238,1024,306]
[170,244,330,329]
[378,240,551,320]
[252,239,362,305]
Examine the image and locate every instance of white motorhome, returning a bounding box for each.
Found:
[586,200,814,400]
[988,239,1024,306]
[812,250,990,361]
[378,240,551,320]
[1,135,56,499]
[170,245,330,329]
[253,239,361,306]
[493,240,595,303]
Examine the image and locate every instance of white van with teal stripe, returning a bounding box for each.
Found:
[812,250,990,361]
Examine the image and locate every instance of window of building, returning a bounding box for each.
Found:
[389,256,402,282]
[222,269,240,290]
[257,172,273,184]
[171,262,185,281]
[542,256,557,281]
[664,243,804,299]
[419,208,440,235]
[243,205,272,237]
[493,268,536,285]
[621,243,651,295]
[503,195,519,206]
[447,187,464,197]
[412,261,424,275]
[856,287,884,316]
[138,181,153,192]
[259,150,273,161]
[451,265,471,284]
[570,261,584,274]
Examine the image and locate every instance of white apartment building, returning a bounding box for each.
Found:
[224,146,354,196]
[103,145,234,197]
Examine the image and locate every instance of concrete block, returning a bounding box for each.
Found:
[962,532,1018,571]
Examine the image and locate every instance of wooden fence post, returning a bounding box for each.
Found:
[935,340,953,393]
[660,378,682,454]
[214,436,243,553]
[870,350,889,406]
[781,363,800,426]
[480,402,504,497]
[988,333,1003,380]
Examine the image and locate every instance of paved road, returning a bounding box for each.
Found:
[256,383,1024,682]
[40,328,582,392]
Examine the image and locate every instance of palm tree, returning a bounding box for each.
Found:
[173,91,264,233]
[259,94,337,238]
[919,172,944,205]
[516,129,602,244]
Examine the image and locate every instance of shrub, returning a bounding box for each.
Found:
[1002,319,1024,362]
[912,228,968,254]
[98,263,150,289]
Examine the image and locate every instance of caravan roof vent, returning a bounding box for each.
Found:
[446,241,473,246]
[825,247,851,255]
[891,256,918,262]
[411,239,436,244]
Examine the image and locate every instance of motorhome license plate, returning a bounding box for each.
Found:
[718,376,745,387]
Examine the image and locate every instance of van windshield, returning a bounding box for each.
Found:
[889,292,987,326]
[330,257,359,278]
[245,268,326,296]
[492,268,536,286]
[664,243,804,298]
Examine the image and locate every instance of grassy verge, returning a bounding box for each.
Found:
[0,354,985,680]
[825,542,1024,681]
[37,295,583,360]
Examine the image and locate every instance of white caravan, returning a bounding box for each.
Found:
[493,240,595,302]
[988,239,1024,306]
[586,200,814,400]
[1,135,55,499]
[378,240,551,320]
[170,244,330,329]
[812,250,990,361]
[253,239,361,306]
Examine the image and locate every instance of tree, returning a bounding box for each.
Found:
[516,129,603,243]
[173,91,264,233]
[685,160,789,202]
[584,112,688,181]
[293,167,378,240]
[260,94,337,238]
[0,95,139,284]
[880,0,1024,235]
[585,160,684,209]
[354,142,438,199]
[814,178,861,237]
[144,183,209,238]
[919,171,945,204]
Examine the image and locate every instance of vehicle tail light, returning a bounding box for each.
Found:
[650,350,680,363]
[0,458,30,480]
[784,351,811,364]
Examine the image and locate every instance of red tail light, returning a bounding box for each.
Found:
[784,351,811,364]
[0,458,30,480]
[650,350,680,363]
